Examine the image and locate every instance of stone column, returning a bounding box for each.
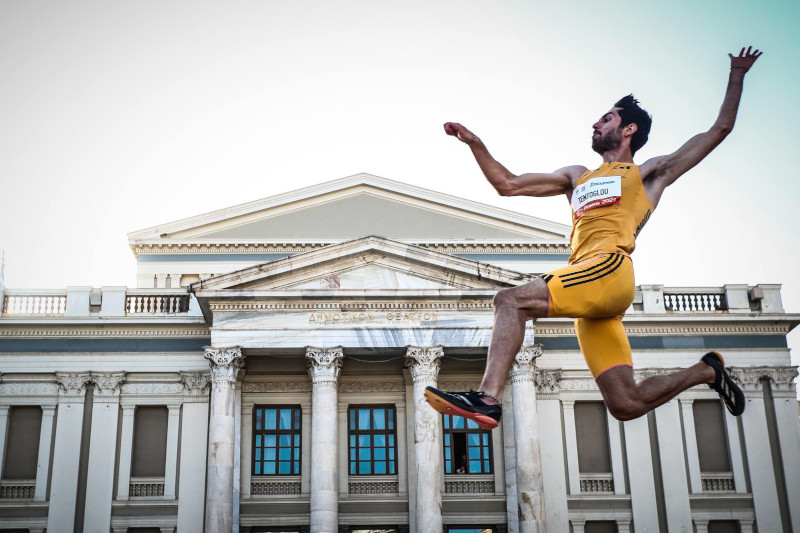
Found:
[177,372,211,533]
[241,403,253,500]
[47,372,91,532]
[535,368,567,532]
[606,411,627,495]
[0,405,8,481]
[561,400,581,495]
[509,345,546,533]
[116,404,136,501]
[83,372,126,533]
[204,347,245,533]
[731,367,782,533]
[164,403,181,499]
[307,346,344,533]
[654,400,692,532]
[502,383,518,533]
[679,398,703,494]
[623,415,659,532]
[404,345,444,533]
[34,405,56,501]
[769,366,800,532]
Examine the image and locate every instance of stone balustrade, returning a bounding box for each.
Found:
[0,287,201,318]
[0,284,784,319]
[579,473,615,493]
[701,472,736,493]
[129,477,165,497]
[0,479,36,499]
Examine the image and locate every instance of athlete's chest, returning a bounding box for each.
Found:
[571,165,640,219]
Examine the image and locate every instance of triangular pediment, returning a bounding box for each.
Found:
[191,236,534,292]
[129,173,570,248]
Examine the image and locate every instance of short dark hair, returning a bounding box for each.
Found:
[614,94,652,155]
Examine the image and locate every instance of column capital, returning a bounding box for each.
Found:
[404,345,444,383]
[204,346,245,384]
[729,365,799,395]
[180,371,211,402]
[306,346,344,384]
[535,368,562,398]
[56,372,91,399]
[90,372,126,400]
[509,344,542,383]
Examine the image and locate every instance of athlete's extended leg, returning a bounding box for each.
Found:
[423,278,549,429]
[597,364,714,421]
[579,316,742,419]
[478,279,550,402]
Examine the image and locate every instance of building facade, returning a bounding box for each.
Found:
[1,174,798,533]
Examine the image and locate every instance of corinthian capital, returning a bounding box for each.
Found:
[180,371,211,401]
[405,345,444,383]
[306,346,344,384]
[535,369,562,396]
[204,346,245,384]
[91,372,126,399]
[56,372,91,398]
[510,344,542,383]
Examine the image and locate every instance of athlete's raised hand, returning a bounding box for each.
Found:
[444,122,479,144]
[728,46,762,73]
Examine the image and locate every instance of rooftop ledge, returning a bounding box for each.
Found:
[0,284,791,320]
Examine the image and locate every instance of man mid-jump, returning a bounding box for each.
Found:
[425,46,762,428]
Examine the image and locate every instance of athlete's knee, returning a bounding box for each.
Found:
[492,288,520,310]
[605,395,646,421]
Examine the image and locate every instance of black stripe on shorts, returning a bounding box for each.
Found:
[561,254,626,288]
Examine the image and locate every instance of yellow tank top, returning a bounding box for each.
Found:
[568,162,653,263]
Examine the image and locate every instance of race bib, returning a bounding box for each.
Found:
[571,175,622,218]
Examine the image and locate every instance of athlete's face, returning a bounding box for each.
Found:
[591,108,623,155]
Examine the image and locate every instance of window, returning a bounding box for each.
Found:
[585,521,618,533]
[446,528,495,533]
[131,406,168,477]
[253,406,301,476]
[693,400,731,472]
[708,521,740,533]
[575,401,612,473]
[2,406,42,480]
[443,414,492,474]
[348,406,396,475]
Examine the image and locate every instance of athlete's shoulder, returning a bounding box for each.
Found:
[560,165,590,186]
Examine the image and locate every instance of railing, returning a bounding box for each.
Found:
[444,474,495,494]
[701,472,735,492]
[579,473,614,493]
[2,293,67,316]
[348,479,399,495]
[0,479,36,499]
[130,477,165,497]
[251,477,302,496]
[125,293,190,314]
[664,290,727,312]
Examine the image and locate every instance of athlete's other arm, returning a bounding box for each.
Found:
[443,122,585,198]
[640,46,762,208]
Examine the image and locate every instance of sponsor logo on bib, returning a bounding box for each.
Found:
[571,175,622,218]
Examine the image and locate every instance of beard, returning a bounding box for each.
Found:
[591,127,622,155]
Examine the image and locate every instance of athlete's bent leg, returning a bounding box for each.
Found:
[597,363,715,421]
[477,278,550,403]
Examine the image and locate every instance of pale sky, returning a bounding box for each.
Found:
[1,1,799,354]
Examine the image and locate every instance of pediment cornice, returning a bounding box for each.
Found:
[189,235,536,293]
[128,173,571,247]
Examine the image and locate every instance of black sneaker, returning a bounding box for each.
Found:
[701,351,745,416]
[423,387,502,430]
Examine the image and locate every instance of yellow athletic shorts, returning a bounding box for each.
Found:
[542,253,635,377]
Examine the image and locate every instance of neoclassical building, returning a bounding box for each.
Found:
[1,174,798,533]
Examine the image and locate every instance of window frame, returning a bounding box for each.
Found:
[442,414,493,475]
[348,404,398,476]
[252,405,303,477]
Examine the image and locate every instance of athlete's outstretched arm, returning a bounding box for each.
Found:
[443,122,583,198]
[641,46,762,207]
